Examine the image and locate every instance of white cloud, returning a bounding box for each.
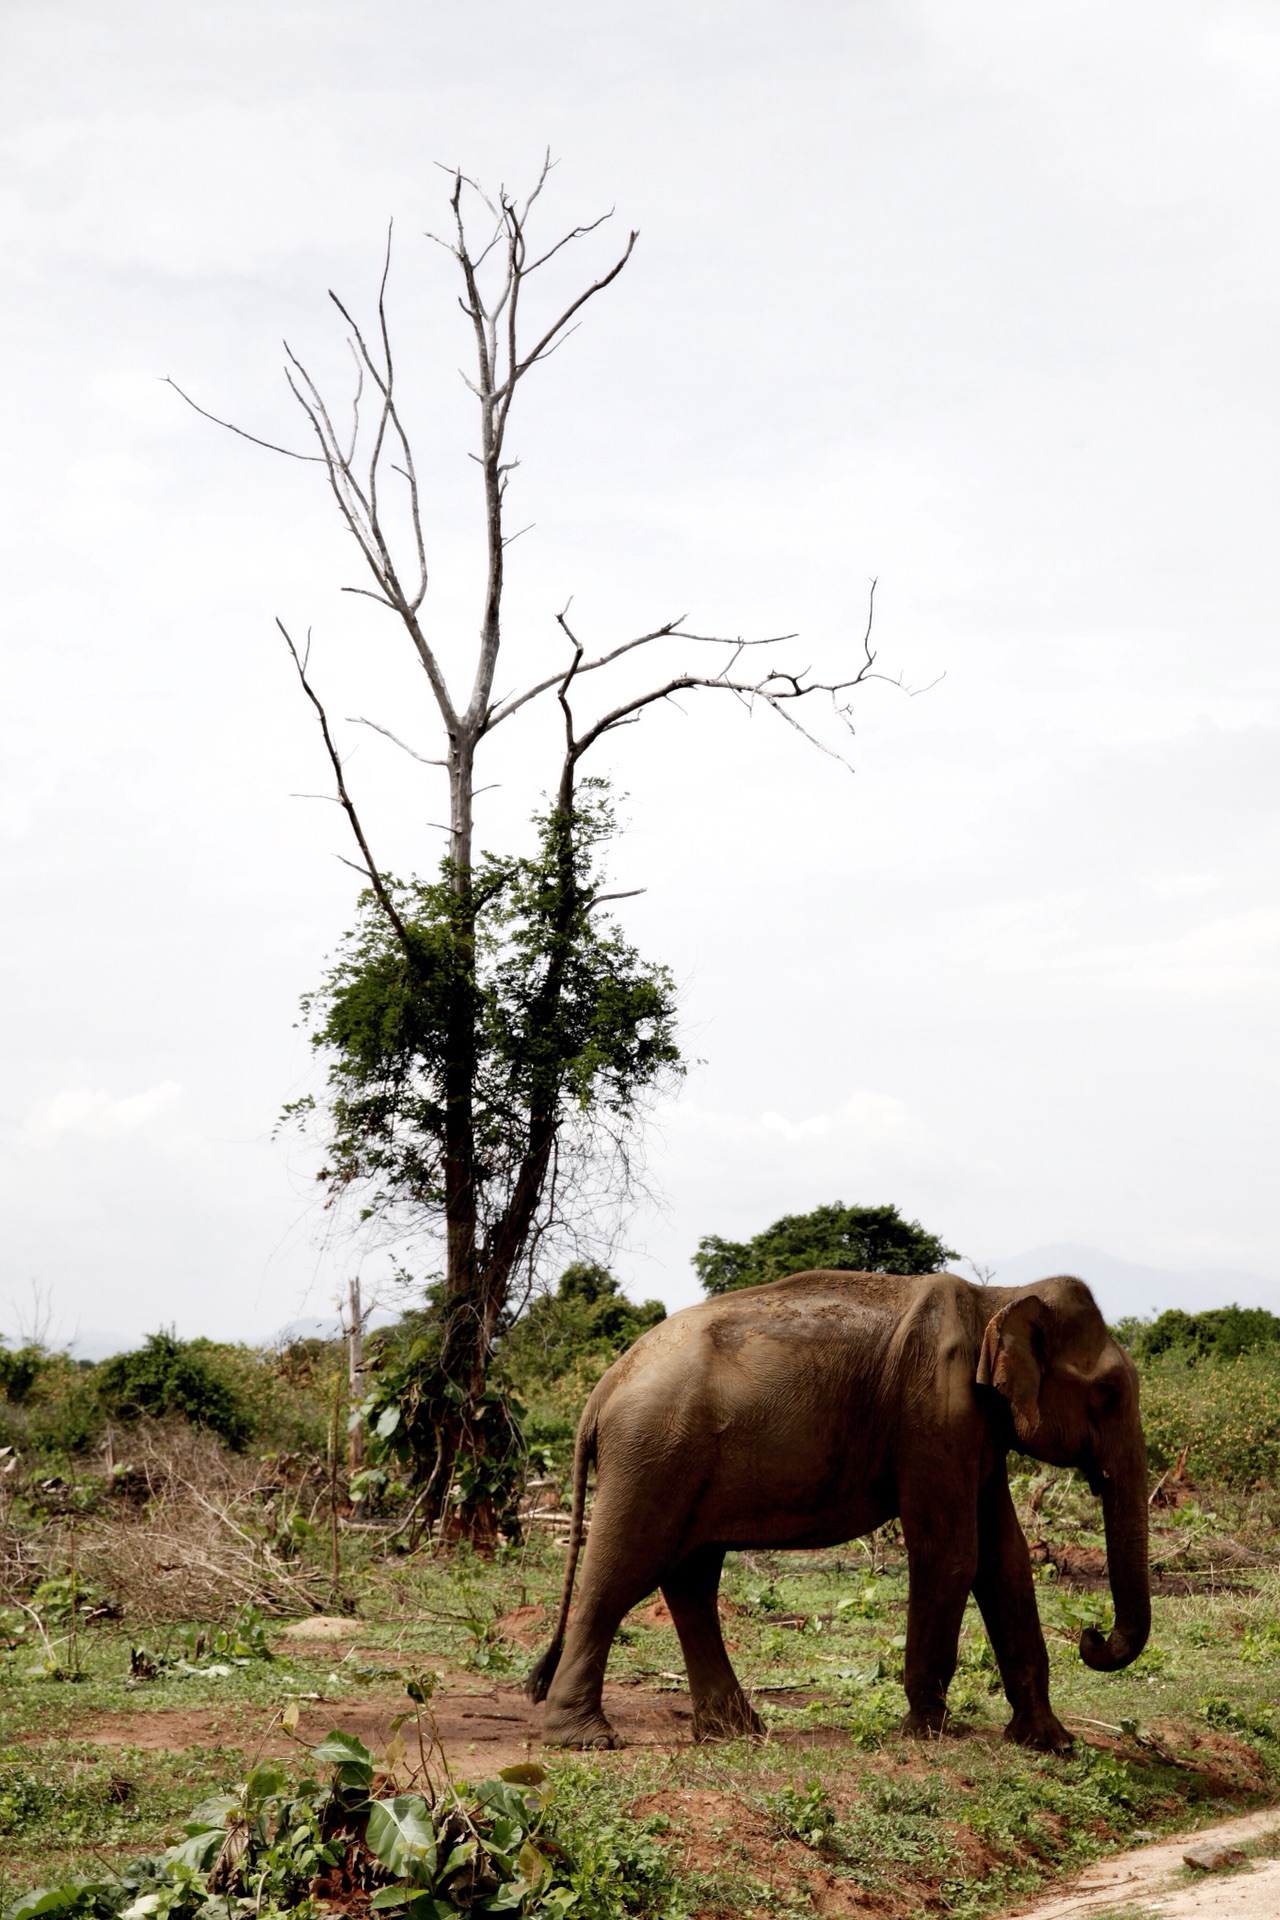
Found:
[18,1081,183,1144]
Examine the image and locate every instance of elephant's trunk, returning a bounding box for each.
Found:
[1079,1450,1151,1672]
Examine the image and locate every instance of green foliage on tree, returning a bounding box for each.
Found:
[291,784,680,1542]
[1117,1303,1280,1364]
[294,787,679,1234]
[357,1299,529,1537]
[693,1201,958,1296]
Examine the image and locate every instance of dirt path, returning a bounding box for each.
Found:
[1015,1809,1280,1918]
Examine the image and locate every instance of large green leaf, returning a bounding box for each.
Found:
[312,1730,377,1766]
[245,1761,290,1805]
[7,1887,109,1920]
[487,1815,524,1857]
[163,1829,226,1872]
[184,1793,239,1833]
[365,1795,437,1882]
[473,1780,534,1823]
[517,1841,549,1889]
[498,1762,547,1787]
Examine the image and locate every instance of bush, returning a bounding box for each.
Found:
[0,1347,46,1406]
[1121,1304,1280,1362]
[0,1349,101,1461]
[1138,1347,1280,1484]
[95,1333,252,1452]
[498,1265,665,1458]
[501,1265,664,1389]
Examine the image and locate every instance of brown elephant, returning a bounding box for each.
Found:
[525,1269,1148,1752]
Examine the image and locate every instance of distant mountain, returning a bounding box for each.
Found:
[987,1244,1278,1322]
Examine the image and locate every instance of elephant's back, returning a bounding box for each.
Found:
[582,1274,916,1544]
[587,1270,910,1443]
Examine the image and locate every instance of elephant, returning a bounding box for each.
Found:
[525,1269,1149,1753]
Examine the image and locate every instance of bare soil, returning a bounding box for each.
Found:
[62,1678,868,1775]
[63,1678,695,1775]
[630,1785,888,1916]
[1029,1540,1257,1597]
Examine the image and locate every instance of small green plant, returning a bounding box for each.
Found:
[128,1607,279,1685]
[1202,1695,1279,1744]
[767,1779,837,1850]
[1241,1618,1280,1664]
[834,1577,884,1619]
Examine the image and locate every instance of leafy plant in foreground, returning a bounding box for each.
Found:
[2,1718,669,1920]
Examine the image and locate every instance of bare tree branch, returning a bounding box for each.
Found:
[164,378,323,461]
[348,716,448,766]
[483,619,802,732]
[277,621,413,951]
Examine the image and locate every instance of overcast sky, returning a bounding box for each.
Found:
[2,0,1279,1351]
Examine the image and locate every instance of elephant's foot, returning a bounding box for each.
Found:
[900,1706,953,1741]
[692,1691,765,1744]
[1004,1708,1073,1753]
[541,1705,624,1751]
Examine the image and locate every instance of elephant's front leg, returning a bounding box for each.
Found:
[972,1466,1072,1752]
[661,1545,763,1742]
[899,1489,979,1737]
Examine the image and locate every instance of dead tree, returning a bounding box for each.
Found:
[173,159,891,1545]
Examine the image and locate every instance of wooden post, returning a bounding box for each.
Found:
[348,1278,365,1521]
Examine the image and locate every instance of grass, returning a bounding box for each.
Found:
[1,1495,1278,1917]
[3,1327,1280,1916]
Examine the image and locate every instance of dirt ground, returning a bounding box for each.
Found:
[66,1674,861,1775]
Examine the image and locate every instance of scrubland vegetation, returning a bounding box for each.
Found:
[1,1290,1278,1920]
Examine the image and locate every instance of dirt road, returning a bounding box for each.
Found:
[1018,1809,1280,1918]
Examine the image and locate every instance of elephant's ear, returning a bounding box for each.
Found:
[976,1296,1050,1440]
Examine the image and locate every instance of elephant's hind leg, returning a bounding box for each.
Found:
[662,1546,764,1742]
[542,1544,653,1750]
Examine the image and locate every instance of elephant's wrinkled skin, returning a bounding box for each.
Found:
[526,1270,1148,1752]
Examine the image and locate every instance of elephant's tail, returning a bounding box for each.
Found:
[523,1403,596,1703]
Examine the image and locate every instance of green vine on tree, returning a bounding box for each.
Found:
[286,782,680,1544]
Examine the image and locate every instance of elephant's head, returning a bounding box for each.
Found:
[976,1275,1149,1673]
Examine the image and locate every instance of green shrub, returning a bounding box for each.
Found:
[95,1333,252,1451]
[1138,1347,1280,1484]
[2,1731,677,1920]
[0,1351,101,1461]
[1121,1304,1280,1362]
[0,1347,46,1406]
[499,1264,665,1447]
